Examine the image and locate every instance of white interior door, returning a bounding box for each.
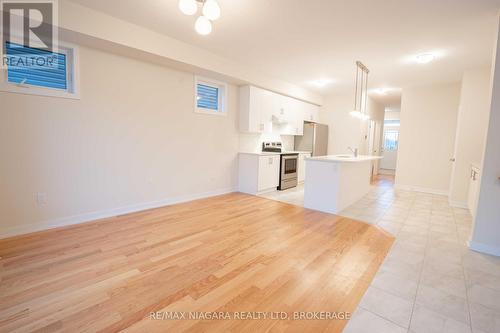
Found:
[380,128,399,170]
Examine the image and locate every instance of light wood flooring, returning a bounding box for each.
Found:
[0,193,394,333]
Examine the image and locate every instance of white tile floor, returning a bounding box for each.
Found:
[259,177,500,333]
[259,183,306,207]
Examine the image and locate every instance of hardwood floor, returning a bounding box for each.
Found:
[0,193,394,333]
[371,174,395,187]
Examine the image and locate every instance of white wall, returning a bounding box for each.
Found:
[0,45,240,237]
[470,16,500,257]
[319,93,385,155]
[449,68,492,207]
[396,83,461,194]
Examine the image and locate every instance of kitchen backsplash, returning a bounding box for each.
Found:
[239,133,295,152]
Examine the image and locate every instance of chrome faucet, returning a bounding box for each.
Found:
[348,147,359,157]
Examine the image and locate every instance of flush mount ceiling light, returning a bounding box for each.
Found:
[376,88,388,95]
[310,78,334,88]
[178,0,220,35]
[350,61,370,121]
[416,53,436,64]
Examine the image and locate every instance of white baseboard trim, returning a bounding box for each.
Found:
[0,187,237,240]
[448,200,469,209]
[394,184,449,196]
[468,240,500,257]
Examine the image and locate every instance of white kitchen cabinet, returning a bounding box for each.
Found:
[238,153,280,194]
[309,105,320,122]
[302,102,320,123]
[239,86,272,133]
[468,165,481,218]
[298,152,312,183]
[277,97,303,135]
[258,155,281,192]
[239,85,318,135]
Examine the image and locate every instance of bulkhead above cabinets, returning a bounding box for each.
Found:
[239,85,319,136]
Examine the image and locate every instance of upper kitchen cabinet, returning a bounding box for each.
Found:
[239,86,273,133]
[274,96,300,135]
[303,102,320,123]
[239,85,320,135]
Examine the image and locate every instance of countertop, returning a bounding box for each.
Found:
[305,155,383,163]
[239,151,313,156]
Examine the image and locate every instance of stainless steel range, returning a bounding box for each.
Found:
[262,142,299,191]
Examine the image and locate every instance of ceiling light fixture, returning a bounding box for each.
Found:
[416,53,435,64]
[178,0,197,16]
[202,0,221,21]
[310,78,334,88]
[178,0,220,35]
[350,61,370,121]
[195,15,212,35]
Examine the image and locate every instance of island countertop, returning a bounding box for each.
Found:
[305,155,383,163]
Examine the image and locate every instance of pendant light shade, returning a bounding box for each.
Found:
[178,0,197,16]
[202,0,221,21]
[195,15,213,35]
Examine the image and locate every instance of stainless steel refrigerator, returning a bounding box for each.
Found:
[294,122,329,156]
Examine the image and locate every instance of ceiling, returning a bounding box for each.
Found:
[68,0,500,106]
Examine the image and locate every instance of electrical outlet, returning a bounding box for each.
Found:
[36,192,47,206]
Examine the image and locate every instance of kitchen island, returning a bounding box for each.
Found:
[304,155,383,214]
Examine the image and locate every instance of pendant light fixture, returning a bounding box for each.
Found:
[178,0,221,35]
[350,61,370,121]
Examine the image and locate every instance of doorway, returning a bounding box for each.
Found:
[380,121,400,173]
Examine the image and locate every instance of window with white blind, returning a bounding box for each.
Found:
[194,76,227,115]
[1,41,79,99]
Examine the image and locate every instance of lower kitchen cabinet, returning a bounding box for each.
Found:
[239,154,280,194]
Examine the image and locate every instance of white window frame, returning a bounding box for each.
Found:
[194,75,227,116]
[0,41,80,100]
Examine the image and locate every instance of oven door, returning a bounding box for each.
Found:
[281,155,298,180]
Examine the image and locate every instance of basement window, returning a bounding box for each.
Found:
[1,41,79,99]
[195,76,227,115]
